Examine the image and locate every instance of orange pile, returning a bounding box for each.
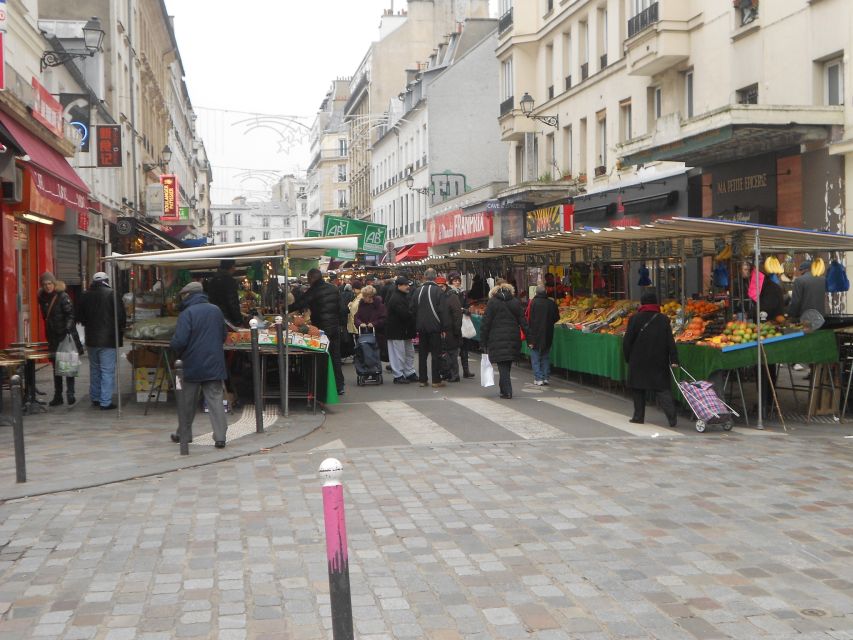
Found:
[685,300,719,317]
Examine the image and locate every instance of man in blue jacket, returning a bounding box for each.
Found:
[169,281,229,448]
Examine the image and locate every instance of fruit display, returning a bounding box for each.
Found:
[694,320,785,349]
[675,316,708,343]
[685,299,723,318]
[661,300,682,318]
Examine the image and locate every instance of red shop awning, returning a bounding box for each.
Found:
[395,242,430,262]
[0,112,89,215]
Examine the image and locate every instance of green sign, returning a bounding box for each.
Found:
[304,228,356,260]
[322,215,387,254]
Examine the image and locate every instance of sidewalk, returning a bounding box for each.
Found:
[0,353,324,501]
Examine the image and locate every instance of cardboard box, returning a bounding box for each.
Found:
[134,367,168,392]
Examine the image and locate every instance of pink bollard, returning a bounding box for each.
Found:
[319,458,353,640]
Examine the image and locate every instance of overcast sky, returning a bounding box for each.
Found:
[165,0,497,204]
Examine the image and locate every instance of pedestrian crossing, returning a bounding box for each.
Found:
[449,397,566,440]
[366,400,462,445]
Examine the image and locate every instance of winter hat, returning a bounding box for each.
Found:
[798,260,812,273]
[40,272,56,285]
[351,279,364,290]
[93,271,110,283]
[395,276,412,286]
[435,276,447,285]
[179,281,203,296]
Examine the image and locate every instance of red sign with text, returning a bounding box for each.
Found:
[160,174,179,219]
[96,125,122,167]
[427,209,493,246]
[0,33,5,92]
[31,77,64,138]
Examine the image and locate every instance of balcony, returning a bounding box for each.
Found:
[580,62,589,81]
[628,2,659,38]
[564,75,572,91]
[500,96,515,117]
[498,8,513,35]
[624,1,689,76]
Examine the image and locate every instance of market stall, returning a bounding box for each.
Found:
[103,235,360,415]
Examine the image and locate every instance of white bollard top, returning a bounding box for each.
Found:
[249,318,259,329]
[275,315,283,325]
[319,458,343,486]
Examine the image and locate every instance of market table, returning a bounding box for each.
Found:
[522,327,628,381]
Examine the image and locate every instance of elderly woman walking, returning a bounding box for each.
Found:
[480,282,529,399]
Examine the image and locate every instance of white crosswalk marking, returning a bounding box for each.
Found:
[537,397,683,438]
[452,397,566,440]
[311,438,346,451]
[366,401,461,445]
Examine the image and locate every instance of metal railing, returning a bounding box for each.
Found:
[565,75,572,90]
[498,8,513,34]
[500,95,515,117]
[548,85,554,100]
[628,2,659,38]
[600,53,608,70]
[580,62,589,81]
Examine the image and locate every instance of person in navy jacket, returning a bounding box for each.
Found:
[169,281,229,448]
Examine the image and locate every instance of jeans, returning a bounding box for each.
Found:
[631,388,677,425]
[88,347,117,407]
[497,360,513,397]
[418,332,443,383]
[180,380,228,442]
[388,339,416,378]
[530,348,551,382]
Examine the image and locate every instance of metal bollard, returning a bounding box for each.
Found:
[10,375,26,483]
[175,360,189,456]
[275,316,288,417]
[249,319,264,433]
[319,458,353,640]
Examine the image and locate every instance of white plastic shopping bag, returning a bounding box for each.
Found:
[461,315,476,339]
[480,353,495,387]
[56,335,80,377]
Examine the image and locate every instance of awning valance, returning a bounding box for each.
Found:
[0,112,89,216]
[394,243,430,262]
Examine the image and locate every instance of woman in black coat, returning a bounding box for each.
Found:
[480,283,529,399]
[622,290,678,426]
[37,272,81,407]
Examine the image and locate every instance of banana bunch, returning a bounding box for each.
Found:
[811,257,826,277]
[715,244,732,261]
[764,255,784,275]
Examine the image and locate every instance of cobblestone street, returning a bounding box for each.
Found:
[1,419,852,639]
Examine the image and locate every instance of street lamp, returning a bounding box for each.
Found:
[519,92,559,128]
[40,17,105,71]
[143,145,172,173]
[405,172,432,196]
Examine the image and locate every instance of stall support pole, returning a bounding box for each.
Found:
[284,246,290,416]
[107,244,122,418]
[175,360,189,456]
[754,230,764,430]
[249,321,264,433]
[275,317,288,417]
[11,375,26,483]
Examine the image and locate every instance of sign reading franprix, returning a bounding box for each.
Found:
[322,215,386,255]
[427,209,493,246]
[160,174,179,219]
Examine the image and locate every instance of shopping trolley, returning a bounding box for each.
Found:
[673,367,740,433]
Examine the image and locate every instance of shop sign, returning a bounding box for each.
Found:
[78,211,89,232]
[0,0,7,32]
[145,183,164,217]
[160,174,179,219]
[96,125,122,167]
[322,215,387,255]
[31,77,64,138]
[709,153,776,222]
[427,209,493,246]
[525,205,565,237]
[500,209,525,246]
[30,165,87,214]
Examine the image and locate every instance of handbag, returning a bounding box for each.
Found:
[461,315,476,339]
[480,354,495,387]
[56,334,80,377]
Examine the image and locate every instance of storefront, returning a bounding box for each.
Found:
[0,110,90,348]
[53,201,107,304]
[427,208,493,254]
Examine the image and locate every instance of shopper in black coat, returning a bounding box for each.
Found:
[411,268,450,387]
[622,290,678,426]
[38,272,81,406]
[480,283,529,399]
[438,278,463,382]
[527,286,559,385]
[206,260,243,326]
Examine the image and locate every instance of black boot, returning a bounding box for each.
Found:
[49,376,64,406]
[66,377,76,407]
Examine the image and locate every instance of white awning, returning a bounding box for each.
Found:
[104,235,361,268]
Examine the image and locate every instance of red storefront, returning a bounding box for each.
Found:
[427,208,493,253]
[0,110,90,348]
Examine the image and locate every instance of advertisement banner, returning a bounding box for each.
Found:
[427,209,493,246]
[322,215,386,255]
[31,77,64,138]
[96,125,122,167]
[525,205,566,237]
[160,174,179,219]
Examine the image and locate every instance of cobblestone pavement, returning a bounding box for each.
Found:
[1,425,852,639]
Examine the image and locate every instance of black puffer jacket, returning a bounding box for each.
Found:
[480,286,529,363]
[206,269,242,325]
[412,281,449,334]
[78,282,127,348]
[443,289,463,350]
[38,281,77,352]
[289,279,343,334]
[385,288,415,340]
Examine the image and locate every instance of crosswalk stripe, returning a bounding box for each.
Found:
[537,397,683,438]
[451,397,566,440]
[366,401,461,445]
[311,438,347,451]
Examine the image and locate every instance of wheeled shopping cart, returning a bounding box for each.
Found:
[674,367,740,433]
[354,327,383,386]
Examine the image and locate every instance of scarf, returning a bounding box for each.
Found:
[637,304,661,313]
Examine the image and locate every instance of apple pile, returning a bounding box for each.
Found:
[697,320,783,349]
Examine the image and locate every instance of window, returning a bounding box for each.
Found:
[825,59,844,105]
[336,189,348,209]
[233,213,242,226]
[562,32,572,89]
[337,163,347,182]
[532,136,539,181]
[737,83,758,104]
[562,125,573,177]
[619,100,632,142]
[737,0,758,26]
[546,44,554,99]
[234,230,242,243]
[596,110,607,171]
[598,7,608,71]
[263,231,270,241]
[501,57,514,101]
[219,213,227,226]
[579,117,588,177]
[545,133,555,178]
[499,0,512,14]
[262,216,270,227]
[218,231,228,243]
[338,138,348,156]
[654,87,662,118]
[685,71,694,118]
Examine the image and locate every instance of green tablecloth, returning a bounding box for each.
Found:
[676,330,838,381]
[518,327,839,384]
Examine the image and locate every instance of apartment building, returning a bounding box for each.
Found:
[213,176,308,246]
[344,0,490,221]
[307,79,351,232]
[497,0,851,237]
